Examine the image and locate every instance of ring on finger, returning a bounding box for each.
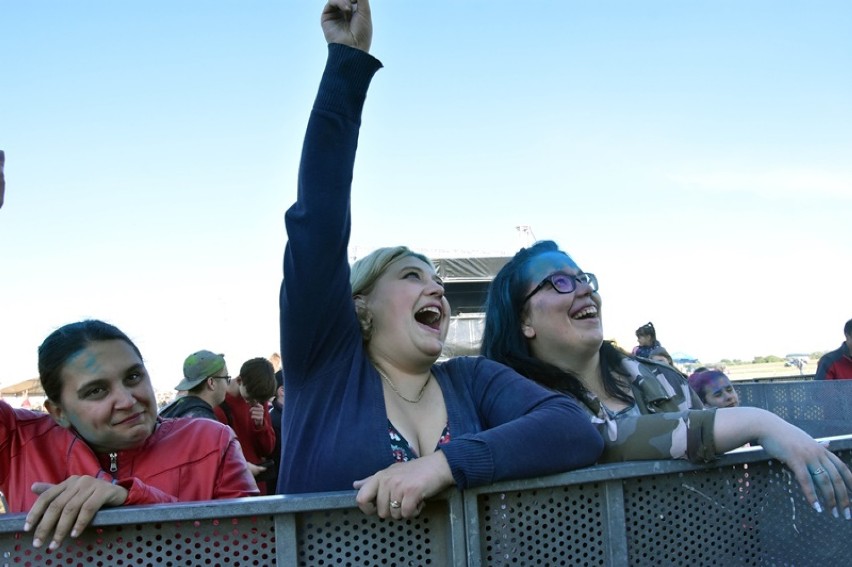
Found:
[390,500,401,509]
[811,467,826,475]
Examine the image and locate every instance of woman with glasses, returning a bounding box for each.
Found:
[481,240,852,519]
[2,320,258,552]
[276,0,603,519]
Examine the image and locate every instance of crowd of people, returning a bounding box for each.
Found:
[2,0,852,554]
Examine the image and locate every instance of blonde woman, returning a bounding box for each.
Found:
[276,0,603,519]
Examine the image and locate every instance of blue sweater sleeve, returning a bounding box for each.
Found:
[281,44,383,381]
[438,357,604,489]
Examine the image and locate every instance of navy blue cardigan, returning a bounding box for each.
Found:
[276,44,603,494]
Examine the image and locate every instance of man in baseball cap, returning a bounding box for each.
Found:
[159,350,230,420]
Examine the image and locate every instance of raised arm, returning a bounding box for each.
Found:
[280,0,381,377]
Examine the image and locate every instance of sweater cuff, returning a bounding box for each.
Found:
[314,43,383,119]
[439,438,494,490]
[686,408,718,463]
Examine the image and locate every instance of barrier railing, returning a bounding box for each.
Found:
[735,380,852,437]
[2,436,851,566]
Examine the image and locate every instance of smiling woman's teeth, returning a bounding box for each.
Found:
[415,306,442,326]
[573,307,598,320]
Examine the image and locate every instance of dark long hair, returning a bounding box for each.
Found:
[481,241,632,404]
[38,319,143,403]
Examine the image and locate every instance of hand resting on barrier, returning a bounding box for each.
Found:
[714,407,852,518]
[25,477,129,551]
[353,452,454,519]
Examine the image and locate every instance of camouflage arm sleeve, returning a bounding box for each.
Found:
[596,408,717,463]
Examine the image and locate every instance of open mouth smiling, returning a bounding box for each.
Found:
[572,306,598,320]
[415,306,443,330]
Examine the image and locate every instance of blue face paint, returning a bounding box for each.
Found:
[522,251,580,291]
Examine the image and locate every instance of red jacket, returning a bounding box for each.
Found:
[214,393,276,465]
[0,401,258,513]
[815,342,852,380]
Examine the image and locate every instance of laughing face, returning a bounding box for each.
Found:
[520,251,603,368]
[360,255,450,366]
[46,339,158,453]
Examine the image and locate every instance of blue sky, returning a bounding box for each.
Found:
[2,1,850,391]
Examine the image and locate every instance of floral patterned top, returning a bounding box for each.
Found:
[389,421,451,462]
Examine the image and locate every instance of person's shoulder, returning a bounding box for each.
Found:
[0,402,55,428]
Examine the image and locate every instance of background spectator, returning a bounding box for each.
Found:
[215,357,277,494]
[633,322,663,358]
[815,318,852,380]
[688,369,740,408]
[159,350,230,420]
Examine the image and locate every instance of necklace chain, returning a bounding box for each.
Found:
[375,367,431,404]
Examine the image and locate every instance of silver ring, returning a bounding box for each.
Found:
[390,500,402,509]
[812,467,826,475]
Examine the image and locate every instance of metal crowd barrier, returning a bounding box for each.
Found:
[2,436,851,566]
[735,380,852,438]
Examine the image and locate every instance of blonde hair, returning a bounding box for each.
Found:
[350,246,433,341]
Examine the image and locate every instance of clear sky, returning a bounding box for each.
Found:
[2,1,850,392]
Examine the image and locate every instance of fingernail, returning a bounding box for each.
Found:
[813,501,823,513]
[32,538,42,548]
[845,508,851,520]
[71,529,79,538]
[23,522,30,532]
[48,540,58,551]
[832,507,839,518]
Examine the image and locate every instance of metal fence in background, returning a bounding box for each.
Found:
[735,379,852,438]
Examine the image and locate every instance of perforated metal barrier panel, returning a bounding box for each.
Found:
[736,380,852,438]
[2,436,851,566]
[465,441,852,566]
[295,502,452,566]
[0,516,276,566]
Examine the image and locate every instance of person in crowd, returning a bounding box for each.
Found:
[215,357,277,494]
[267,369,285,494]
[688,369,740,408]
[480,240,852,519]
[1,320,258,550]
[648,345,674,366]
[159,350,230,420]
[815,318,852,380]
[276,0,603,519]
[632,322,662,358]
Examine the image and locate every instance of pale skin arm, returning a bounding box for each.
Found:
[24,476,128,550]
[353,451,455,519]
[714,407,852,518]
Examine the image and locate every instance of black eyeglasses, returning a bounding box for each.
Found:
[212,375,231,384]
[523,272,598,304]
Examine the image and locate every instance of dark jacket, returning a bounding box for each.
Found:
[159,395,217,420]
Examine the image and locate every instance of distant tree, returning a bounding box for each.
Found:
[810,351,824,360]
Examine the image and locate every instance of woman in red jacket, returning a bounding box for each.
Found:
[1,320,258,551]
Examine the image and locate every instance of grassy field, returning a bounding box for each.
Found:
[715,361,814,381]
